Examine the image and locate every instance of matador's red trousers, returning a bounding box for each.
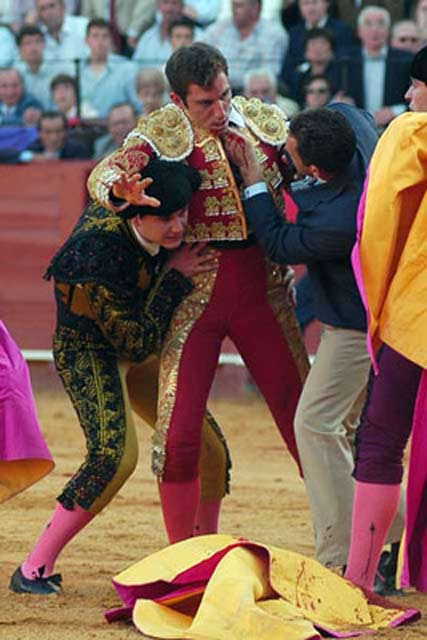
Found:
[162,244,307,482]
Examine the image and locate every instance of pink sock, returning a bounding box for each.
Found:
[159,477,200,543]
[345,481,400,590]
[193,499,221,536]
[22,502,95,580]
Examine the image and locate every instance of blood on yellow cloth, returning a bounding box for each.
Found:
[108,535,419,639]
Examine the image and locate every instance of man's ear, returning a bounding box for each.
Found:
[309,164,321,179]
[170,91,185,108]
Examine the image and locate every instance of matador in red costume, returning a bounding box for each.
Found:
[88,43,309,542]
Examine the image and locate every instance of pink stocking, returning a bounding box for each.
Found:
[345,481,401,590]
[159,477,200,543]
[22,502,95,580]
[193,499,221,536]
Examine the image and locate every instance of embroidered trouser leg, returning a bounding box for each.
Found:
[160,245,307,483]
[55,344,138,513]
[127,355,230,500]
[55,339,230,512]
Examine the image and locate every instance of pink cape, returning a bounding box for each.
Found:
[0,321,54,502]
[401,370,427,591]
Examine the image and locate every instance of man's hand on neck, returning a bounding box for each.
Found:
[221,127,262,186]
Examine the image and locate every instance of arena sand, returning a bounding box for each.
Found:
[1,387,426,640]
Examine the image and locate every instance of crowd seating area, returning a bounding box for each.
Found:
[0,0,421,358]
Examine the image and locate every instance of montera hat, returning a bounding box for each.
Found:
[410,45,427,83]
[120,158,202,220]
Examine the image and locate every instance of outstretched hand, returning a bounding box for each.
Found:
[166,243,220,278]
[112,172,161,209]
[221,128,261,186]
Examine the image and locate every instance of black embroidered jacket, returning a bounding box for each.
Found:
[45,202,193,362]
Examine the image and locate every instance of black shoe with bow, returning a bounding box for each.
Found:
[9,567,62,595]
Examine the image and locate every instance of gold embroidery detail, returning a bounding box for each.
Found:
[87,146,151,209]
[129,104,194,160]
[205,196,221,217]
[152,269,218,477]
[265,261,310,381]
[233,96,289,146]
[254,146,269,164]
[212,166,229,189]
[197,137,222,162]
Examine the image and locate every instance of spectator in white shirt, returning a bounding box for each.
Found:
[0,25,18,66]
[202,0,289,93]
[133,0,185,69]
[79,18,139,118]
[35,0,89,63]
[15,25,70,109]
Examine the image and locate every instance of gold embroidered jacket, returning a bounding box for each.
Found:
[45,202,193,362]
[87,97,289,243]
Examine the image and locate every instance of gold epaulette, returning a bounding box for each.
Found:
[124,103,194,161]
[232,96,289,146]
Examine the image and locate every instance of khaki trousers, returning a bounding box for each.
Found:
[295,325,405,566]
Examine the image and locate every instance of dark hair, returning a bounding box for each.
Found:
[120,158,202,220]
[303,73,332,93]
[86,17,112,37]
[289,108,356,175]
[17,25,45,45]
[50,73,77,93]
[410,44,427,84]
[38,110,68,130]
[107,101,138,117]
[169,15,198,36]
[303,27,336,51]
[165,42,228,103]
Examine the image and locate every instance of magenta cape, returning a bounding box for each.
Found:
[0,321,54,502]
[401,370,427,591]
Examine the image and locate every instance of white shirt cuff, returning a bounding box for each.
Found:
[243,182,268,200]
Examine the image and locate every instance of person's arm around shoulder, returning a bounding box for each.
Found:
[85,242,219,362]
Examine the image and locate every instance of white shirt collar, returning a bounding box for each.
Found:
[130,219,160,256]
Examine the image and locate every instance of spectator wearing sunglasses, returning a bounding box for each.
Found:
[303,73,332,108]
[391,19,423,54]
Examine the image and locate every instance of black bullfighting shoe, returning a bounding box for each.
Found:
[374,543,404,597]
[9,567,62,595]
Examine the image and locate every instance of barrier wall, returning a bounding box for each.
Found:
[0,161,95,349]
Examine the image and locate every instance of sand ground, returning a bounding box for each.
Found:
[0,385,426,640]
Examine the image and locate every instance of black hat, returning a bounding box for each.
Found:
[410,45,427,84]
[120,158,201,220]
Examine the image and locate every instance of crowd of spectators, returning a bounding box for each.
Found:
[0,0,425,162]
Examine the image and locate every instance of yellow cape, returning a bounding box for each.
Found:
[359,112,427,366]
[110,534,419,639]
